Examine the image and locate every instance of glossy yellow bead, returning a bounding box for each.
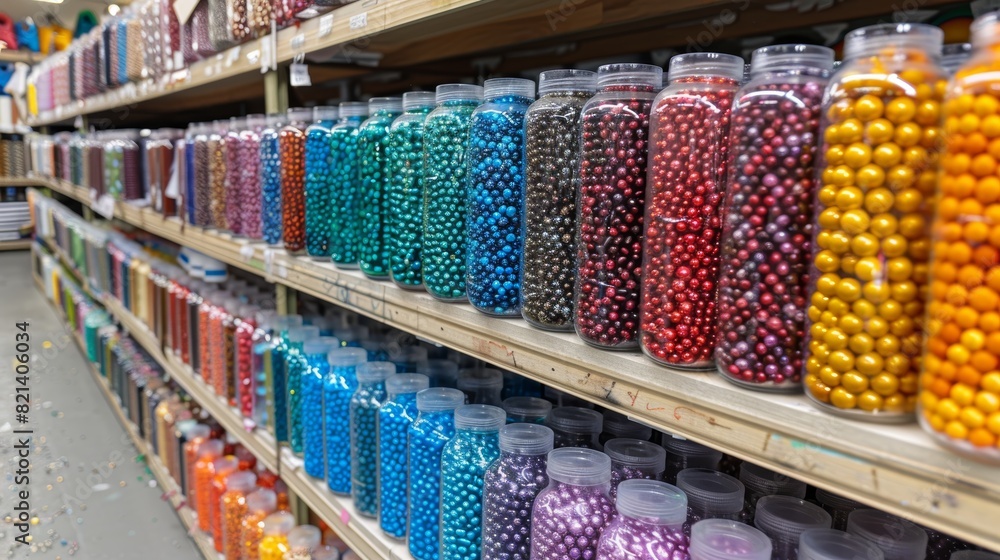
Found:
[938,197,960,221]
[838,118,864,143]
[965,221,991,244]
[878,299,904,321]
[961,329,986,351]
[830,165,855,187]
[864,118,894,144]
[945,420,969,440]
[937,398,961,421]
[975,391,1000,414]
[920,390,939,411]
[814,250,840,273]
[890,316,915,337]
[949,93,975,116]
[979,312,1000,333]
[947,344,971,366]
[855,352,884,376]
[836,278,862,302]
[960,406,987,430]
[818,185,839,206]
[898,215,927,239]
[825,145,845,166]
[862,282,890,306]
[951,383,976,407]
[869,214,898,239]
[824,328,849,351]
[987,412,1000,436]
[828,350,855,373]
[857,390,885,412]
[821,311,839,327]
[855,95,884,121]
[811,292,829,311]
[818,208,843,229]
[959,113,982,135]
[981,114,1000,138]
[819,367,840,387]
[915,100,941,126]
[840,255,858,275]
[853,299,877,320]
[887,167,917,191]
[975,176,1000,204]
[886,258,913,281]
[824,125,840,144]
[875,334,901,357]
[872,142,903,167]
[828,99,854,122]
[984,372,1000,394]
[835,186,863,211]
[854,257,882,282]
[849,333,875,355]
[809,321,828,339]
[839,313,864,335]
[828,298,850,316]
[944,152,972,175]
[894,122,922,147]
[972,154,998,178]
[864,188,894,214]
[894,189,923,213]
[890,281,918,303]
[848,234,878,258]
[881,235,908,258]
[885,97,916,124]
[808,306,823,322]
[827,231,851,254]
[866,316,890,338]
[970,286,1000,312]
[840,209,870,235]
[844,143,872,169]
[885,354,911,375]
[855,164,886,189]
[973,94,999,117]
[830,387,858,409]
[841,370,868,393]
[815,273,839,296]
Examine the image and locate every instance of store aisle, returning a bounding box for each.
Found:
[0,251,202,559]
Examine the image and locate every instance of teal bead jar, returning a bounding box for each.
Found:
[330,102,370,268]
[249,312,276,429]
[261,114,285,245]
[300,337,339,474]
[407,388,465,560]
[378,373,430,540]
[325,347,369,495]
[387,91,436,289]
[285,325,321,455]
[422,84,484,301]
[440,404,505,560]
[304,106,340,259]
[268,314,304,442]
[357,97,403,278]
[350,361,395,517]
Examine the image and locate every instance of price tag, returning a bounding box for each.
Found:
[239,244,255,262]
[93,195,115,219]
[174,50,184,71]
[291,33,306,51]
[290,63,311,87]
[74,115,84,131]
[349,12,367,29]
[319,14,334,37]
[276,263,288,279]
[260,36,274,73]
[263,249,275,277]
[227,46,241,66]
[246,49,260,65]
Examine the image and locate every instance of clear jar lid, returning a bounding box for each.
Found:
[224,470,257,492]
[327,347,369,368]
[597,63,662,89]
[662,435,724,462]
[846,510,928,560]
[369,96,403,113]
[287,326,321,344]
[339,101,369,118]
[245,488,278,514]
[417,387,465,412]
[403,91,436,111]
[287,107,313,124]
[503,396,552,420]
[740,463,807,499]
[356,361,396,383]
[421,359,459,387]
[616,479,687,525]
[546,447,611,485]
[187,423,211,440]
[458,368,504,390]
[843,23,943,61]
[690,519,773,560]
[500,423,554,454]
[754,495,832,545]
[484,77,535,100]
[676,468,745,515]
[604,438,666,471]
[213,455,239,473]
[668,52,744,82]
[435,83,484,104]
[546,406,603,434]
[303,337,337,356]
[262,511,296,536]
[197,439,224,458]
[246,114,266,129]
[538,69,597,96]
[314,105,339,122]
[386,373,430,396]
[313,546,341,560]
[798,528,884,560]
[288,524,321,550]
[266,113,285,128]
[602,410,652,440]
[455,404,506,431]
[749,44,835,77]
[814,488,865,512]
[973,12,1000,48]
[274,314,304,331]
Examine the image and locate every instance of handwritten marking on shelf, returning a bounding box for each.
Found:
[627,390,639,407]
[604,381,616,399]
[646,402,666,412]
[673,406,731,429]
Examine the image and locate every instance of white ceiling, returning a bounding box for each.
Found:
[2,0,113,28]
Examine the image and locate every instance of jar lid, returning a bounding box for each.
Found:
[369,96,403,113]
[273,314,304,331]
[287,107,313,123]
[458,368,504,390]
[339,101,369,118]
[288,524,322,549]
[213,455,239,473]
[261,511,296,536]
[313,545,341,560]
[197,439,224,458]
[843,23,943,62]
[973,12,1000,49]
[798,528,884,560]
[403,91,436,110]
[668,52,744,82]
[327,347,369,368]
[546,406,603,434]
[356,361,397,383]
[266,113,285,128]
[814,488,865,512]
[615,479,687,525]
[676,468,745,514]
[754,495,832,544]
[602,410,652,440]
[749,44,834,77]
[303,337,338,356]
[538,69,597,95]
[245,488,278,514]
[546,447,611,485]
[604,438,667,471]
[484,77,535,100]
[690,519,772,560]
[597,63,663,89]
[420,359,459,387]
[224,470,257,492]
[662,434,724,460]
[416,387,466,412]
[503,396,552,420]
[455,404,506,431]
[186,423,211,440]
[314,105,339,122]
[500,423,554,454]
[435,83,484,104]
[739,463,807,499]
[846,510,928,560]
[287,326,321,344]
[386,373,430,395]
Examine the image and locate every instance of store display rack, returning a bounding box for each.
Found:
[33,177,1000,552]
[0,178,43,187]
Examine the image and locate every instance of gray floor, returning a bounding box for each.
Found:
[0,250,202,559]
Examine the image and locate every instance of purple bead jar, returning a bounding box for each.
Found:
[604,438,666,499]
[596,479,691,560]
[690,519,772,560]
[676,468,745,535]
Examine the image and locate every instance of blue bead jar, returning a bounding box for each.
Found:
[407,387,465,560]
[350,361,395,517]
[502,396,552,424]
[325,347,368,495]
[260,114,284,245]
[378,373,430,540]
[440,404,506,560]
[391,346,428,374]
[299,337,339,472]
[482,423,553,560]
[267,315,304,442]
[285,326,321,454]
[465,78,535,316]
[422,84,484,301]
[388,92,436,289]
[304,106,340,259]
[357,97,403,279]
[329,102,370,268]
[457,368,504,406]
[183,126,198,225]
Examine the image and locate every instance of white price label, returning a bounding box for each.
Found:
[263,249,275,277]
[349,12,367,29]
[239,244,255,262]
[93,195,116,219]
[246,49,260,65]
[319,14,334,37]
[291,33,306,51]
[290,63,311,87]
[260,35,274,73]
[227,46,241,66]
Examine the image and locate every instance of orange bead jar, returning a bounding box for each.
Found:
[193,439,225,530]
[220,471,257,558]
[240,489,277,560]
[804,23,945,420]
[209,455,240,546]
[921,11,1000,463]
[183,424,212,502]
[257,511,296,560]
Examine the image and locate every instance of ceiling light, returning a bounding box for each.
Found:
[108,3,120,15]
[34,0,65,4]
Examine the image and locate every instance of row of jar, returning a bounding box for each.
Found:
[0,134,26,178]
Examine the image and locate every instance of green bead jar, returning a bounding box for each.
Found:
[358,97,404,279]
[330,102,369,268]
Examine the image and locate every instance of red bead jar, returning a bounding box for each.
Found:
[716,45,835,390]
[640,53,743,368]
[280,108,312,254]
[574,63,663,349]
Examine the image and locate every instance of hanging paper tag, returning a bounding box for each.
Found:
[290,63,311,87]
[319,14,334,38]
[260,36,274,74]
[93,195,116,219]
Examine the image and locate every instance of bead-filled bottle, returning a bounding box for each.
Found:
[378,373,430,539]
[280,107,312,254]
[304,106,340,259]
[595,479,690,560]
[260,114,284,245]
[269,314,304,442]
[350,361,394,517]
[301,337,338,478]
[284,326,321,455]
[325,347,368,495]
[330,102,370,268]
[358,97,404,278]
[240,114,266,240]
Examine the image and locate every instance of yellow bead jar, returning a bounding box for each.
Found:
[257,511,295,560]
[804,23,945,421]
[921,12,1000,463]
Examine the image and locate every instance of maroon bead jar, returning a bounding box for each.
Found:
[716,45,834,391]
[639,53,743,368]
[574,63,662,349]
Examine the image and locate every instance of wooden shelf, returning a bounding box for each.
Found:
[0,178,42,187]
[0,239,31,251]
[0,50,42,64]
[35,177,1000,553]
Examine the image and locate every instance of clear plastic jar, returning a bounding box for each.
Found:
[270,315,304,441]
[261,114,285,245]
[208,122,229,229]
[329,102,369,267]
[350,361,394,517]
[482,423,553,560]
[739,462,807,522]
[182,426,212,501]
[546,406,603,449]
[220,470,257,558]
[248,313,276,429]
[604,438,666,498]
[240,115,266,240]
[753,495,832,560]
[234,306,258,417]
[378,374,431,539]
[258,511,296,560]
[423,84,485,301]
[192,439,224,528]
[358,97,404,278]
[299,338,334,478]
[804,23,944,420]
[676,468,746,535]
[304,106,340,259]
[104,131,143,201]
[160,0,181,72]
[281,108,312,254]
[529,447,615,560]
[285,326,322,454]
[388,91,436,289]
[846,510,928,560]
[465,78,535,315]
[140,0,164,78]
[600,410,652,444]
[240,489,277,560]
[716,45,834,388]
[224,117,246,234]
[325,347,368,495]
[457,367,503,405]
[798,528,885,560]
[661,435,724,484]
[522,69,597,330]
[440,404,506,560]
[596,479,690,560]
[575,64,663,348]
[921,13,1000,461]
[207,0,236,51]
[690,519,773,560]
[285,525,322,560]
[503,396,552,424]
[639,52,743,367]
[407,388,465,560]
[814,488,864,532]
[208,455,239,542]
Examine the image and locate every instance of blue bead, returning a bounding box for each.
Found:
[260,129,283,245]
[440,428,500,560]
[325,365,358,495]
[302,353,328,478]
[408,410,456,560]
[351,379,387,517]
[378,391,419,539]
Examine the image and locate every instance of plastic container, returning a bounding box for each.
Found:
[207,122,229,229]
[814,489,865,532]
[378,374,431,539]
[604,438,667,498]
[330,102,369,267]
[575,64,663,348]
[219,470,257,557]
[286,525,322,559]
[503,396,552,424]
[258,511,296,560]
[422,359,459,388]
[301,337,337,476]
[281,108,313,254]
[422,84,485,301]
[601,410,652,444]
[207,455,239,545]
[192,439,224,530]
[546,406,603,449]
[690,519,773,560]
[239,489,278,560]
[740,462,808,521]
[920,12,1000,461]
[662,435,724,484]
[846,510,928,560]
[596,479,690,560]
[676,468,746,534]
[457,367,504,405]
[804,23,945,420]
[260,114,285,245]
[529,447,615,560]
[754,495,832,559]
[284,325,321,454]
[407,388,465,560]
[271,315,304,441]
[224,117,246,234]
[798,528,884,560]
[325,347,368,495]
[716,45,834,389]
[350,361,394,517]
[304,106,340,259]
[358,97,404,278]
[481,423,553,560]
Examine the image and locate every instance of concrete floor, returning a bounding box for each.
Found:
[0,250,202,559]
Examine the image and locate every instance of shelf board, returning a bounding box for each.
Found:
[0,238,31,251]
[0,49,42,64]
[0,178,43,187]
